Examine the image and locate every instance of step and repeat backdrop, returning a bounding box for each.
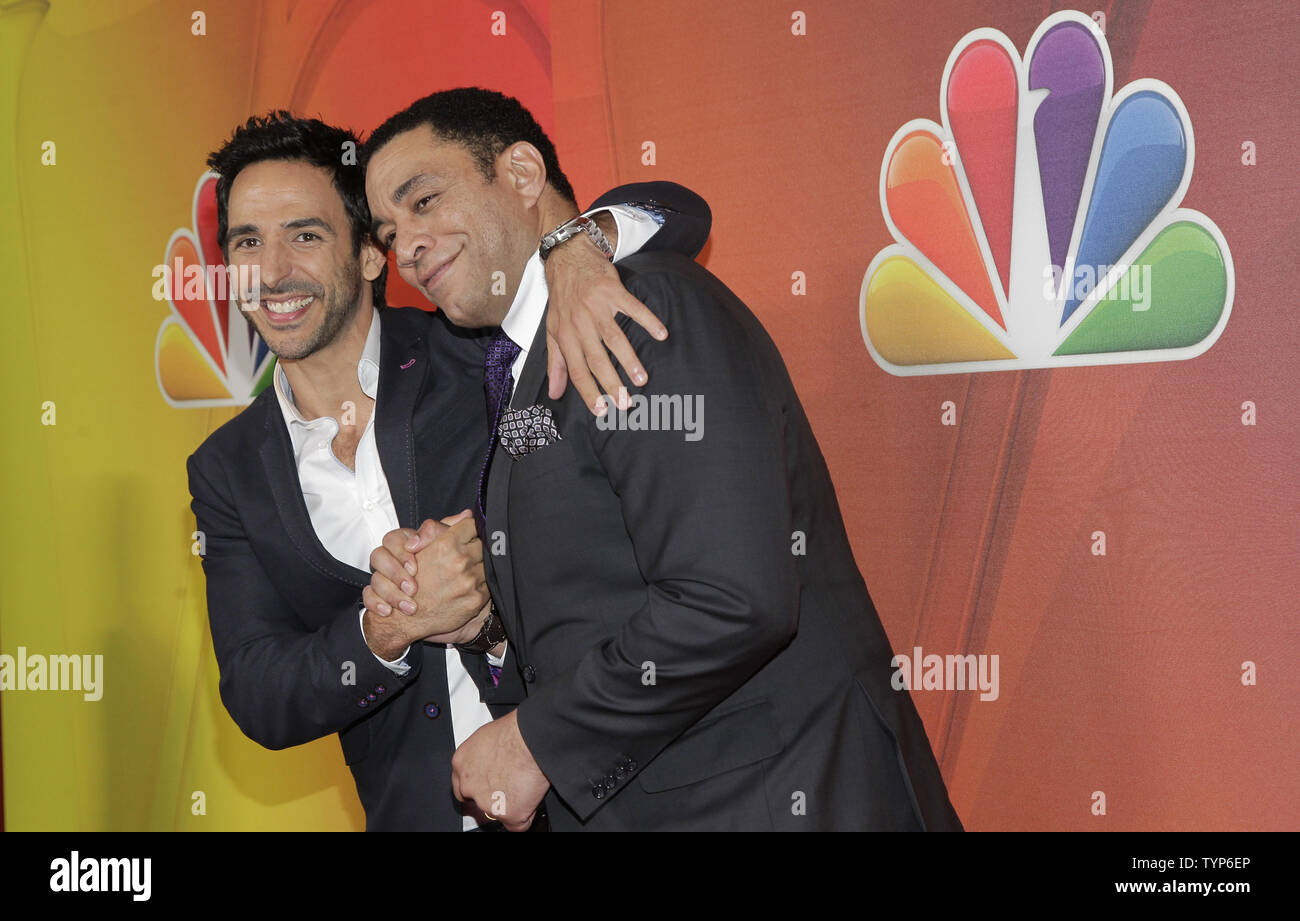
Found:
[1,0,1295,830]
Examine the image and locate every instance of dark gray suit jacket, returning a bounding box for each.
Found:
[483,251,963,831]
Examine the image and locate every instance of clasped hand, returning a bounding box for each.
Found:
[364,510,489,650]
[366,512,549,830]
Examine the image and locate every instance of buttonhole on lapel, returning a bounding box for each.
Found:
[399,358,416,370]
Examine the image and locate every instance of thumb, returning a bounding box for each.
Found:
[440,508,474,526]
[406,518,445,551]
[547,330,569,401]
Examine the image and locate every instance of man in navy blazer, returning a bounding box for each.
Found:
[187,110,711,831]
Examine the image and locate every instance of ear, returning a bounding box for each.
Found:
[361,237,386,282]
[498,141,547,207]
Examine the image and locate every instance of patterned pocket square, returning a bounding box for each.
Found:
[499,404,562,459]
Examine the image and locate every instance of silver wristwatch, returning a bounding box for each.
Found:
[538,214,614,262]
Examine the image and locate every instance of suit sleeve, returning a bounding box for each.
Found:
[187,449,422,750]
[514,256,799,820]
[587,181,711,259]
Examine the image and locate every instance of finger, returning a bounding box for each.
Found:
[379,528,421,576]
[467,562,487,597]
[410,518,446,552]
[558,327,605,415]
[451,760,464,803]
[370,547,417,597]
[362,585,391,617]
[441,508,473,526]
[546,330,570,401]
[463,537,484,564]
[601,310,650,391]
[449,514,480,544]
[615,290,667,342]
[370,572,416,615]
[582,322,627,409]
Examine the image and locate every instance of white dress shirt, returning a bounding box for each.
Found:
[272,205,661,829]
[274,308,496,830]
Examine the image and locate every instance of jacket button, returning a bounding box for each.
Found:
[367,692,377,701]
[357,698,370,709]
[424,702,441,719]
[604,774,617,789]
[374,684,386,695]
[591,784,605,800]
[615,763,628,778]
[522,665,536,683]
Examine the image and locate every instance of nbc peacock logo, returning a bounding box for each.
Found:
[154,172,275,407]
[859,11,1233,376]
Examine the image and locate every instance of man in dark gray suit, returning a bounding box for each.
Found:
[363,87,963,831]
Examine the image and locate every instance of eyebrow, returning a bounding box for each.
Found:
[284,217,335,235]
[228,217,336,239]
[371,173,433,236]
[391,172,428,206]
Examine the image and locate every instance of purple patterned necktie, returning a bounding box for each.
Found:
[478,331,519,689]
[478,331,522,518]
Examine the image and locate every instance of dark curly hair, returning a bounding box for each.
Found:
[207,111,386,304]
[361,87,577,207]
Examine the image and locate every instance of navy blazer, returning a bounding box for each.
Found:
[188,183,711,831]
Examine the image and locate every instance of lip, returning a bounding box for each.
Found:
[258,295,315,326]
[418,251,459,294]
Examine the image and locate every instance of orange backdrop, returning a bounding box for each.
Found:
[1,0,1295,831]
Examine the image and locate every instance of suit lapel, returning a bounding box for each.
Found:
[257,310,429,588]
[484,307,551,650]
[258,397,369,587]
[373,313,427,529]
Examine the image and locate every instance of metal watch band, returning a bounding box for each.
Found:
[538,214,614,262]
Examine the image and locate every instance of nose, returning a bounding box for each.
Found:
[259,237,291,290]
[393,218,429,274]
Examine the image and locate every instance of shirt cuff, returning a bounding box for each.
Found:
[359,607,412,675]
[581,204,662,261]
[485,641,508,668]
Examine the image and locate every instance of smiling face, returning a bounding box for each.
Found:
[365,128,540,328]
[225,159,372,361]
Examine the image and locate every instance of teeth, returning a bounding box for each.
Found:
[262,296,314,314]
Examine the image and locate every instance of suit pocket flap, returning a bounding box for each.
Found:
[638,699,783,793]
[509,436,576,483]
